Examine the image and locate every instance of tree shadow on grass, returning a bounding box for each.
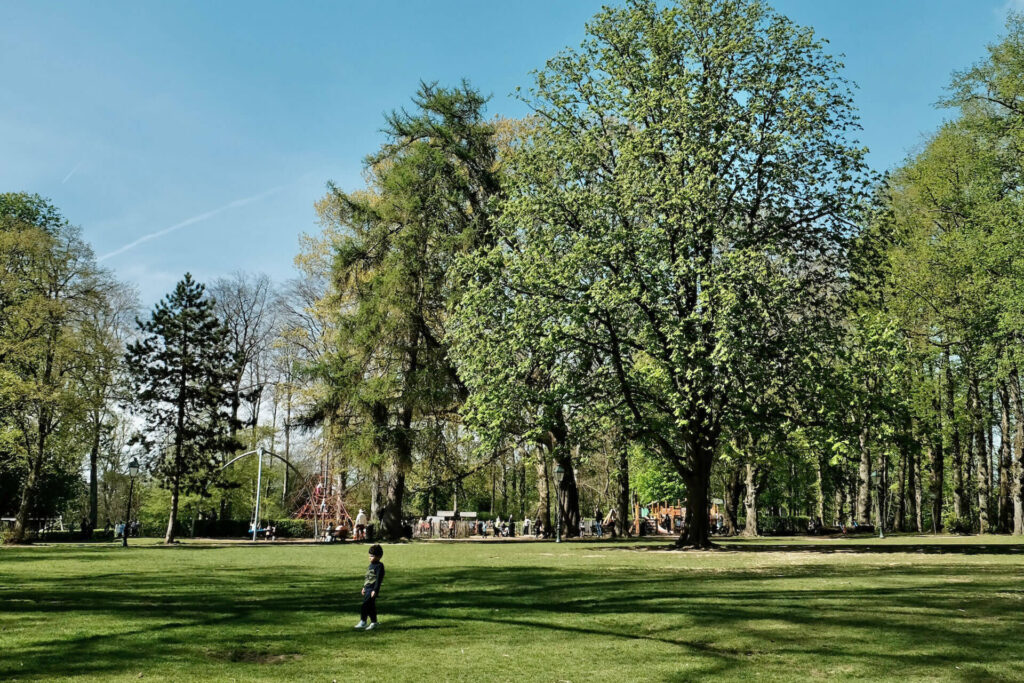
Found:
[595,540,1024,555]
[3,550,1024,680]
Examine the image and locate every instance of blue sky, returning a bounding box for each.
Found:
[1,1,1019,305]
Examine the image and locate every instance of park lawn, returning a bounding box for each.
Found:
[2,536,1024,681]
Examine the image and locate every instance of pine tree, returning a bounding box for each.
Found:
[125,274,239,543]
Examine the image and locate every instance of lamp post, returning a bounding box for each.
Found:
[554,464,564,543]
[123,457,139,547]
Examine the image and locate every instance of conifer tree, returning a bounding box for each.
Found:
[125,274,238,543]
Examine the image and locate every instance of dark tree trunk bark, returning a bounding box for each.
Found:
[912,444,923,532]
[555,451,581,538]
[971,375,990,533]
[897,440,908,532]
[11,439,44,544]
[723,463,742,536]
[1008,368,1024,535]
[999,380,1013,532]
[947,352,965,519]
[834,484,845,527]
[380,461,407,540]
[615,444,630,537]
[813,455,825,527]
[678,468,713,548]
[930,366,946,533]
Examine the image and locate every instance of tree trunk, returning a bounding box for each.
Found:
[555,451,581,538]
[535,450,552,536]
[857,422,872,525]
[677,466,713,548]
[11,442,44,544]
[930,370,945,533]
[369,464,383,524]
[813,455,825,527]
[947,351,965,519]
[741,463,759,537]
[999,380,1013,532]
[912,445,923,532]
[164,473,180,544]
[89,413,100,529]
[723,463,742,535]
[1008,368,1024,535]
[379,459,407,540]
[615,443,630,537]
[971,375,990,533]
[11,335,58,544]
[896,440,908,532]
[834,484,845,527]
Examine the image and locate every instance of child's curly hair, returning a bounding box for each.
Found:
[368,544,383,558]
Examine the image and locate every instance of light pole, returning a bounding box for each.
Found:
[123,457,139,547]
[554,464,564,543]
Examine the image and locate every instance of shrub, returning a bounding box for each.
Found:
[271,519,316,538]
[942,512,974,535]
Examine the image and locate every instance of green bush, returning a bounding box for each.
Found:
[272,519,316,538]
[758,515,813,536]
[942,511,974,535]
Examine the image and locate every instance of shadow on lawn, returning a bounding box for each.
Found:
[3,547,1024,680]
[593,538,1024,555]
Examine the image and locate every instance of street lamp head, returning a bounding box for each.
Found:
[128,458,140,478]
[554,464,564,476]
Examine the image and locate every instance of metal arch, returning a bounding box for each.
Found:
[219,447,301,541]
[219,448,302,475]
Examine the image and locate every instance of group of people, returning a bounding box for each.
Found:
[114,520,140,538]
[472,516,518,538]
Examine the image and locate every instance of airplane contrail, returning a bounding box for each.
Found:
[98,185,285,262]
[62,161,83,184]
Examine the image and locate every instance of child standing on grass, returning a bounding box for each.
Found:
[355,544,385,631]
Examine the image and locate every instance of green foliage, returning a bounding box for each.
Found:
[0,193,116,541]
[630,445,687,503]
[942,511,974,536]
[453,0,869,546]
[125,274,240,541]
[308,82,503,538]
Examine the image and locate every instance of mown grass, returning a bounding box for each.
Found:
[2,534,1024,681]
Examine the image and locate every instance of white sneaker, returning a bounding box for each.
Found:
[364,622,378,631]
[354,620,366,629]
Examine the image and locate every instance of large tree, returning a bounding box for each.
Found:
[454,0,868,547]
[309,82,502,539]
[1,194,112,543]
[125,274,238,543]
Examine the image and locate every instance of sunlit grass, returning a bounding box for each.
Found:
[2,535,1024,681]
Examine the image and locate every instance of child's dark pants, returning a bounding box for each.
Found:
[361,592,378,623]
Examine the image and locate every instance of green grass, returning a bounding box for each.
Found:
[3,535,1024,681]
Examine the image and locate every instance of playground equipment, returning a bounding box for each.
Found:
[220,446,303,541]
[631,500,721,535]
[292,458,353,540]
[220,446,354,541]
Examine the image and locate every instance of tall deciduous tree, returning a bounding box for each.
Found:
[125,274,238,544]
[454,0,868,547]
[1,194,112,543]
